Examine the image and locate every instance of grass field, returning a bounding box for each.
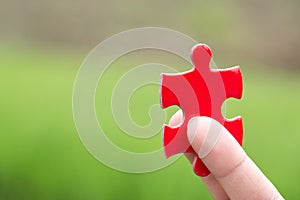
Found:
[0,44,300,199]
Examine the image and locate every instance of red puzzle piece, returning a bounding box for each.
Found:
[160,44,243,176]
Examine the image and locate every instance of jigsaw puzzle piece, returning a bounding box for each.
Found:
[218,66,243,99]
[191,44,212,73]
[160,44,243,177]
[193,157,209,177]
[224,117,243,145]
[163,124,194,158]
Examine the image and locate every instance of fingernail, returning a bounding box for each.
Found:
[187,117,224,159]
[187,116,201,144]
[198,117,224,158]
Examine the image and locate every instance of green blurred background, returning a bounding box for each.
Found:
[1,0,299,199]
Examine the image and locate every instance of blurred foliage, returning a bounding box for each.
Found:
[1,43,300,199]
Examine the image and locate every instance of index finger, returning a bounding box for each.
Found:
[187,117,283,200]
[169,110,229,199]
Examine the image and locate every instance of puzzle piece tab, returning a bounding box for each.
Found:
[160,44,243,176]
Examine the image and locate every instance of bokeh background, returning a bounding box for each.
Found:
[1,0,299,199]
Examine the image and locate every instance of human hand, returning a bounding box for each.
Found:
[169,110,283,200]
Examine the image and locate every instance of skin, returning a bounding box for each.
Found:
[169,110,283,200]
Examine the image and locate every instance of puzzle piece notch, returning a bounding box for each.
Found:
[160,44,243,177]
